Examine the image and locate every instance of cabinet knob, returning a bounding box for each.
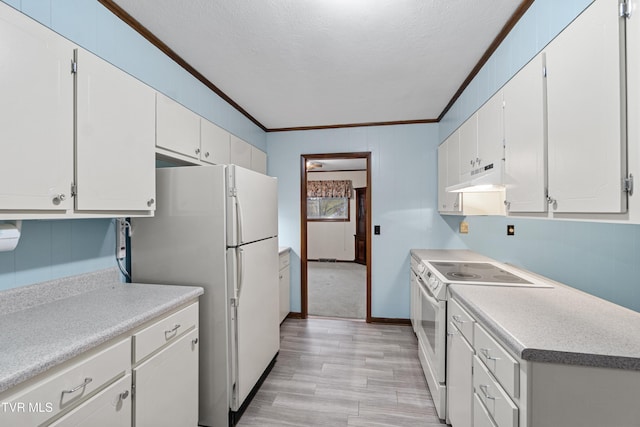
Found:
[195,148,201,155]
[205,152,210,158]
[119,390,129,400]
[52,194,66,205]
[147,198,155,207]
[470,160,474,166]
[192,338,199,346]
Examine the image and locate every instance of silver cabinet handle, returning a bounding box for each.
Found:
[164,324,181,339]
[452,315,467,324]
[147,198,155,207]
[480,347,501,361]
[479,384,497,400]
[192,338,199,345]
[52,194,66,205]
[205,152,210,158]
[62,377,92,396]
[119,390,129,400]
[195,148,201,155]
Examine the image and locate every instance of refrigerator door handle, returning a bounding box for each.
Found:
[235,194,244,245]
[237,247,244,298]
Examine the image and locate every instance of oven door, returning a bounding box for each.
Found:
[416,275,447,419]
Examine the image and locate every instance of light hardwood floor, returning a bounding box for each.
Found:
[237,317,446,427]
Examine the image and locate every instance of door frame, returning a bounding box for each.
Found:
[300,152,372,322]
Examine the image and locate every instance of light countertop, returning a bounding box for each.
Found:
[0,269,203,394]
[279,246,291,255]
[449,281,640,370]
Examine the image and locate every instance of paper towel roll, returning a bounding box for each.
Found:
[0,223,20,251]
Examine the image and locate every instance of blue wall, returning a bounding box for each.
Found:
[267,124,465,318]
[438,0,640,313]
[0,220,116,291]
[0,0,265,291]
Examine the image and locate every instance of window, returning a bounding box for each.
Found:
[307,197,350,221]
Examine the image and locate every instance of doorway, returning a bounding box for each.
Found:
[300,152,372,322]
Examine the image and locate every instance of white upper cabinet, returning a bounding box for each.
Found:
[459,114,478,180]
[438,133,462,214]
[503,53,547,213]
[200,119,230,165]
[251,147,268,174]
[75,48,156,212]
[545,0,627,213]
[229,135,253,169]
[156,92,201,160]
[0,2,74,212]
[476,91,504,174]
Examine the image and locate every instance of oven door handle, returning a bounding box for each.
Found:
[418,279,440,307]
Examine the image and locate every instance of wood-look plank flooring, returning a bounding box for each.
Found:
[237,317,446,427]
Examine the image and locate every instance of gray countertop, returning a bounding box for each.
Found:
[0,269,203,394]
[279,246,291,255]
[449,278,640,370]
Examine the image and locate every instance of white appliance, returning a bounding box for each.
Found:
[131,165,280,427]
[410,254,552,421]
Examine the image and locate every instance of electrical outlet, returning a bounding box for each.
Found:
[507,224,515,236]
[116,219,127,259]
[459,221,469,234]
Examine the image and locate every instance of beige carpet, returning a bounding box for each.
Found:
[308,261,366,319]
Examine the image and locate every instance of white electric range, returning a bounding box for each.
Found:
[409,252,552,421]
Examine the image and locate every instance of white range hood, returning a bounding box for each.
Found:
[446,160,504,193]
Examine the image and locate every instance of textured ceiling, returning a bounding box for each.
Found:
[111,0,522,130]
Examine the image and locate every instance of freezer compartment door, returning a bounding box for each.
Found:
[227,164,278,246]
[227,237,280,411]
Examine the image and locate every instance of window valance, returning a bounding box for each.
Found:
[307,180,353,198]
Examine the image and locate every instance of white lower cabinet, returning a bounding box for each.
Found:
[133,328,199,427]
[49,374,131,427]
[278,250,291,324]
[446,321,474,427]
[447,295,640,427]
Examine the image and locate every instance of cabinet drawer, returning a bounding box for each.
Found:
[473,356,518,427]
[279,252,290,270]
[1,338,130,426]
[474,392,498,427]
[474,323,519,399]
[49,374,131,427]
[449,298,475,343]
[133,303,198,363]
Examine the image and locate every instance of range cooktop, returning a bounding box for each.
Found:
[429,261,532,284]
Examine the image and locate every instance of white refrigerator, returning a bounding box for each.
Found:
[131,165,280,427]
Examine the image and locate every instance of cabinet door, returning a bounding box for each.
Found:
[447,323,474,427]
[477,91,504,171]
[134,328,199,427]
[546,0,627,213]
[438,138,461,213]
[0,2,74,211]
[251,147,268,174]
[75,48,156,212]
[504,53,547,213]
[200,119,230,165]
[229,135,252,169]
[49,375,131,427]
[279,265,290,323]
[156,92,201,159]
[459,114,478,179]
